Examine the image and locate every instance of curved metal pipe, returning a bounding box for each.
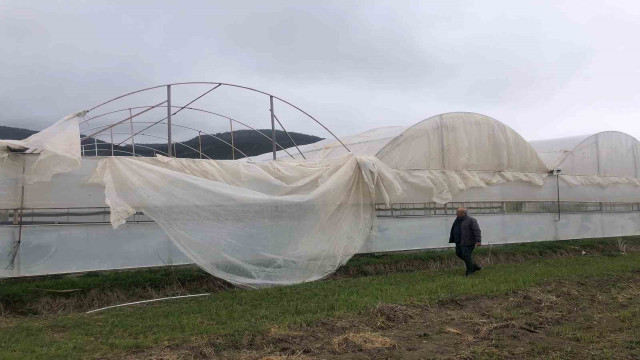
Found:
[167,123,253,161]
[86,120,253,160]
[81,144,142,157]
[83,82,350,153]
[85,105,295,159]
[125,122,254,161]
[82,136,170,157]
[132,133,214,160]
[80,124,251,161]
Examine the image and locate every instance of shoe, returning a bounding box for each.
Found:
[473,264,482,272]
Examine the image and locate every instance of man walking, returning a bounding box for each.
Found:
[449,207,482,276]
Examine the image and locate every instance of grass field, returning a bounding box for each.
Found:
[1,237,640,359]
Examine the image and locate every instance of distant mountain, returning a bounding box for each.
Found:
[0,125,323,159]
[0,126,38,140]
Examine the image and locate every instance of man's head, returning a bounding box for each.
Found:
[456,207,467,218]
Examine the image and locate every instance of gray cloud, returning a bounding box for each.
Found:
[1,0,640,144]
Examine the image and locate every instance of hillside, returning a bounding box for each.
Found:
[0,126,38,140]
[0,125,323,159]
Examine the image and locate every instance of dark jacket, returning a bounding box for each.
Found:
[449,216,482,246]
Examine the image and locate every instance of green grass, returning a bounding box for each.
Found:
[1,250,640,359]
[333,236,640,280]
[1,236,638,316]
[343,236,636,268]
[0,266,219,315]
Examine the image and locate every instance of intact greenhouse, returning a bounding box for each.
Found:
[2,83,639,287]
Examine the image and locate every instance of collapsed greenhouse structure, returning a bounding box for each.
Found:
[2,83,640,287]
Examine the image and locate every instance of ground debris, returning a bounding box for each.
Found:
[331,332,396,353]
[444,326,474,341]
[477,321,541,338]
[207,274,640,360]
[371,303,416,328]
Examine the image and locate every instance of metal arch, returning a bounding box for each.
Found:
[88,132,210,160]
[124,133,214,160]
[85,120,254,161]
[85,105,297,159]
[83,82,350,153]
[123,106,296,159]
[84,101,166,139]
[80,118,253,160]
[80,144,143,157]
[163,122,253,161]
[82,134,171,157]
[122,125,239,161]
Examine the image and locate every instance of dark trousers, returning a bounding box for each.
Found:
[455,244,479,274]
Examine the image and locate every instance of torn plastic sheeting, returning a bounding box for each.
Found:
[0,112,83,184]
[88,155,402,288]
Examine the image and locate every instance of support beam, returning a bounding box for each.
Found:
[9,156,27,276]
[270,96,276,160]
[84,100,166,139]
[167,85,172,157]
[230,119,235,160]
[115,85,223,148]
[129,109,136,156]
[273,113,306,160]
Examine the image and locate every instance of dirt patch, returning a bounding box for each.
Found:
[129,272,640,359]
[331,332,396,352]
[371,303,417,329]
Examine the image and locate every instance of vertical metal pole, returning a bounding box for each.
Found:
[167,85,172,157]
[14,156,26,276]
[129,109,136,156]
[198,131,202,159]
[556,173,561,221]
[94,138,98,156]
[173,142,177,157]
[230,119,235,160]
[110,128,114,156]
[270,96,276,160]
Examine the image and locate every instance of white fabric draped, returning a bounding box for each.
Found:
[88,155,402,287]
[0,112,83,184]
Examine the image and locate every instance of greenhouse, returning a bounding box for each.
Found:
[2,84,640,286]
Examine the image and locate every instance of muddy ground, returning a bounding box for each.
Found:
[130,271,640,360]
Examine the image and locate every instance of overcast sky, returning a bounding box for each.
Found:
[2,0,640,143]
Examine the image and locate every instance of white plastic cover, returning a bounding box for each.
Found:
[248,126,407,161]
[0,112,83,184]
[395,169,546,204]
[376,112,549,172]
[530,131,640,177]
[88,155,402,287]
